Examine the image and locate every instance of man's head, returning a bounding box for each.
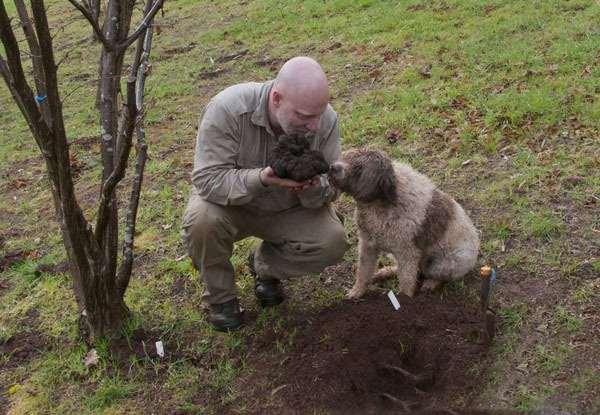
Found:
[269,56,329,136]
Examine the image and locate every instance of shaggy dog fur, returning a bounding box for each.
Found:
[328,148,479,299]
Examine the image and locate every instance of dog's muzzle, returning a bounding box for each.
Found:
[329,163,341,174]
[328,163,343,185]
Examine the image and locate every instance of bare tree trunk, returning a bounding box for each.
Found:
[0,0,164,340]
[30,0,129,335]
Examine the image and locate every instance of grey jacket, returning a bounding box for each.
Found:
[191,80,341,214]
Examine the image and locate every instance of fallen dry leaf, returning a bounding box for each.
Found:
[84,349,99,367]
[385,129,401,144]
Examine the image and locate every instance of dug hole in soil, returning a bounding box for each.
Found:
[240,274,492,415]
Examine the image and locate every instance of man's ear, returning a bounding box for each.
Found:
[272,89,282,108]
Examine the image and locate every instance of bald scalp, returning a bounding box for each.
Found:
[274,57,329,103]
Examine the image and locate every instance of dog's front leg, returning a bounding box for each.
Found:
[346,239,379,299]
[393,246,421,297]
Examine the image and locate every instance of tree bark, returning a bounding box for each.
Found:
[91,0,101,41]
[117,0,155,296]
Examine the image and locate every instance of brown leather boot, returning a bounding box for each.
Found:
[248,249,284,307]
[209,298,244,332]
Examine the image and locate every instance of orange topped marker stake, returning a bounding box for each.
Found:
[480,266,497,346]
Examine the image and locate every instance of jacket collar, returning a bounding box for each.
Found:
[251,80,276,136]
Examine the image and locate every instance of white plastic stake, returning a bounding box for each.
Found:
[387,290,401,310]
[155,341,164,358]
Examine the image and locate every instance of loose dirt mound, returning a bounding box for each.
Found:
[242,284,491,414]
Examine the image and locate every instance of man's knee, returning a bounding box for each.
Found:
[317,223,350,267]
[181,196,233,250]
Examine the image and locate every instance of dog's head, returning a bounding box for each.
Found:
[328,148,397,205]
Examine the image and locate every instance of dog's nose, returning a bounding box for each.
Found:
[330,164,340,174]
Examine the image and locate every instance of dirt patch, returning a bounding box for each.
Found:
[0,250,29,273]
[5,321,87,413]
[233,275,492,415]
[198,68,230,79]
[155,42,197,61]
[0,277,9,298]
[69,135,99,153]
[0,312,49,372]
[33,261,69,278]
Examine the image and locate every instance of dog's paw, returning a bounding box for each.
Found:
[421,279,442,292]
[345,286,366,300]
[397,279,417,297]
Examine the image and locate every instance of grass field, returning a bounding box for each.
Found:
[1,0,599,414]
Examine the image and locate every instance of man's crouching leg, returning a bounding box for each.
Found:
[252,203,350,294]
[181,192,243,331]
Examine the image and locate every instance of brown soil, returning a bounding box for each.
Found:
[0,249,29,273]
[232,273,493,415]
[0,312,49,372]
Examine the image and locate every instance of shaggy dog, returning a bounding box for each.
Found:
[328,148,479,299]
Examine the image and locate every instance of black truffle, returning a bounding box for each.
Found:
[267,134,330,182]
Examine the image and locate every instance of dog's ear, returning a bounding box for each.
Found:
[349,150,398,205]
[377,155,398,205]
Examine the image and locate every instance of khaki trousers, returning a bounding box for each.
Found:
[181,191,350,304]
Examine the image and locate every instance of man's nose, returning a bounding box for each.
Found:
[306,117,319,132]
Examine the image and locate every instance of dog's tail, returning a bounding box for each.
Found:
[373,265,398,281]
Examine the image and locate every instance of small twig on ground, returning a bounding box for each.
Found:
[270,384,288,397]
[381,364,424,383]
[378,393,417,412]
[414,387,428,395]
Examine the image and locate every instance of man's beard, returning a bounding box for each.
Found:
[281,124,314,138]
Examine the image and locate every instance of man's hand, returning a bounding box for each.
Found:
[260,167,319,191]
[292,175,320,193]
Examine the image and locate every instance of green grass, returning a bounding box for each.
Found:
[514,384,542,411]
[1,0,600,413]
[85,377,140,412]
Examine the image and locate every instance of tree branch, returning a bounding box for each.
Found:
[0,54,32,126]
[117,0,155,296]
[135,13,155,111]
[13,0,52,127]
[0,2,52,151]
[94,0,121,254]
[30,0,67,141]
[66,0,112,49]
[116,0,163,52]
[95,74,136,240]
[115,0,148,160]
[116,121,147,297]
[96,0,159,245]
[29,1,97,266]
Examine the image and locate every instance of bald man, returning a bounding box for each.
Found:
[181,57,350,331]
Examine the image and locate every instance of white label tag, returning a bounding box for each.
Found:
[388,290,401,310]
[155,341,164,358]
